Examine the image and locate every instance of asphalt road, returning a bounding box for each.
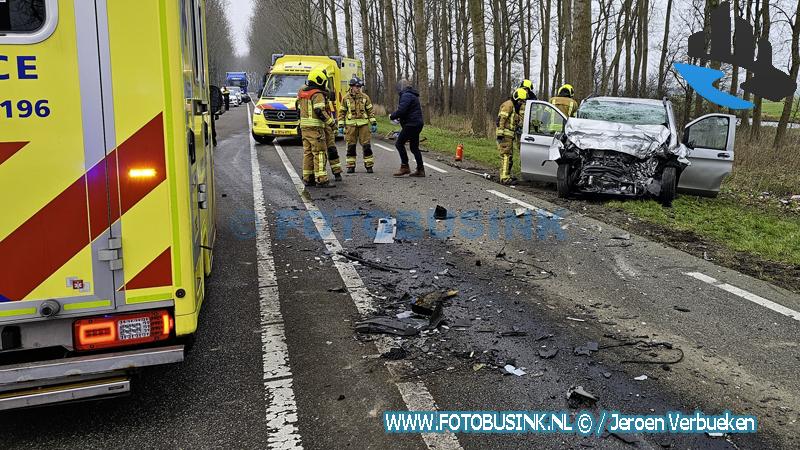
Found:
[1,104,797,449]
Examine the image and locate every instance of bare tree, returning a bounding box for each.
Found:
[412,0,431,123]
[344,0,355,58]
[657,0,674,97]
[750,0,769,140]
[775,0,800,145]
[468,0,487,135]
[383,0,398,108]
[573,0,592,100]
[540,0,552,98]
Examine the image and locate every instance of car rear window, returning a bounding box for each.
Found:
[578,100,668,126]
[0,0,46,34]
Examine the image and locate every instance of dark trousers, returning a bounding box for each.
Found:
[396,125,424,168]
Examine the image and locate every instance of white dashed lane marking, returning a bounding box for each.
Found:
[686,272,800,322]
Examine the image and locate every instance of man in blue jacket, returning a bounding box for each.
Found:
[390,79,425,177]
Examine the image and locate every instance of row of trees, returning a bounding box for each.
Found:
[240,0,800,144]
[205,0,238,86]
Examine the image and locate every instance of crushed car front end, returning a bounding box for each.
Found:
[551,118,689,203]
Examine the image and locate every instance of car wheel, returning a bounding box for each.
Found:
[556,163,573,198]
[659,166,677,207]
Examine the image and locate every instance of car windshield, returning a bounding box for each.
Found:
[227,87,241,94]
[262,74,307,98]
[578,100,668,126]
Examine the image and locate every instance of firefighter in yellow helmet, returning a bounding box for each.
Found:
[297,65,336,187]
[322,68,343,181]
[496,88,528,185]
[550,84,579,117]
[519,79,538,101]
[339,76,377,173]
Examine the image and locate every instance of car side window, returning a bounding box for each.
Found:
[528,103,565,136]
[686,116,729,150]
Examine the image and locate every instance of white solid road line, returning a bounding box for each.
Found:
[272,141,462,450]
[686,272,800,322]
[372,142,448,173]
[248,105,303,450]
[486,189,562,220]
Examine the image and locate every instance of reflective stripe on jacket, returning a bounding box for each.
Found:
[496,100,519,139]
[340,91,376,126]
[298,89,333,128]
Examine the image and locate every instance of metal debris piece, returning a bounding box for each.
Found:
[337,251,399,272]
[567,386,598,406]
[381,347,409,360]
[673,306,690,313]
[538,348,558,359]
[612,233,632,240]
[374,218,397,244]
[396,311,414,319]
[460,168,492,179]
[566,317,586,322]
[500,327,527,337]
[355,317,420,336]
[472,363,486,372]
[434,205,448,220]
[428,302,445,329]
[514,208,529,217]
[634,374,648,381]
[504,365,526,376]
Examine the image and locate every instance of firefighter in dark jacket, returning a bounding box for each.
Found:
[390,79,425,177]
[297,66,336,188]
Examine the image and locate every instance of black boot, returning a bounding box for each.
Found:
[346,167,355,174]
[365,166,374,173]
[334,173,343,182]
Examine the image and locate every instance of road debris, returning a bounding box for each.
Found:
[381,347,409,360]
[355,317,420,336]
[673,306,690,312]
[459,168,492,179]
[504,364,526,376]
[634,375,648,381]
[538,348,558,359]
[472,363,486,372]
[374,218,397,244]
[396,311,414,319]
[434,205,449,220]
[500,327,527,337]
[612,232,632,240]
[574,341,599,356]
[566,317,586,322]
[412,290,458,316]
[337,251,404,272]
[567,386,598,407]
[327,286,347,293]
[514,208,529,217]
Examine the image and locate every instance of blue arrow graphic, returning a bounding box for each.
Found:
[674,63,754,110]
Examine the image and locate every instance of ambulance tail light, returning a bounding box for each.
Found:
[74,310,173,352]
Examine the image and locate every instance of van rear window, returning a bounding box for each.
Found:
[0,0,46,34]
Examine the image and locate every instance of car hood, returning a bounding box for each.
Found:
[559,118,687,161]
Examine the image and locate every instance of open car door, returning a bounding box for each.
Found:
[679,114,736,197]
[520,100,568,183]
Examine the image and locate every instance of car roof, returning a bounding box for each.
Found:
[584,96,665,106]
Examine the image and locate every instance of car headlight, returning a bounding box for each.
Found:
[253,108,263,115]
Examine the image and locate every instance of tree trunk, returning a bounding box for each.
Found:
[774,0,800,146]
[358,0,374,98]
[657,0,673,97]
[518,0,530,78]
[413,0,431,123]
[639,0,649,96]
[383,0,398,108]
[572,0,592,100]
[540,0,551,98]
[632,0,642,96]
[624,6,633,95]
[432,0,442,112]
[492,0,502,102]
[329,0,340,54]
[740,0,755,129]
[442,0,452,114]
[468,0,488,136]
[344,0,355,58]
[563,0,573,83]
[750,0,769,140]
[553,0,563,92]
[728,0,739,114]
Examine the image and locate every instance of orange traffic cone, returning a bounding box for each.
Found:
[455,143,464,162]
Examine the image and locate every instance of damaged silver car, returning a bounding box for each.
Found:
[519,97,736,206]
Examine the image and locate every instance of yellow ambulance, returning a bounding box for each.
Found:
[0,0,215,408]
[251,54,363,144]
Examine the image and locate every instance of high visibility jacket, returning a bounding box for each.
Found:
[340,91,376,126]
[496,99,521,139]
[297,88,333,128]
[550,96,579,117]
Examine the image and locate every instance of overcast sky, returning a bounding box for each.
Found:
[225,0,254,56]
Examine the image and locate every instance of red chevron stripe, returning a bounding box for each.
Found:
[123,247,172,290]
[0,113,166,301]
[0,142,28,166]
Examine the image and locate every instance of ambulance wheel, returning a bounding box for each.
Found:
[253,134,273,145]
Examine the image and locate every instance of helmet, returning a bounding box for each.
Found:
[520,79,534,91]
[512,88,528,103]
[349,76,363,87]
[558,84,575,97]
[308,65,329,87]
